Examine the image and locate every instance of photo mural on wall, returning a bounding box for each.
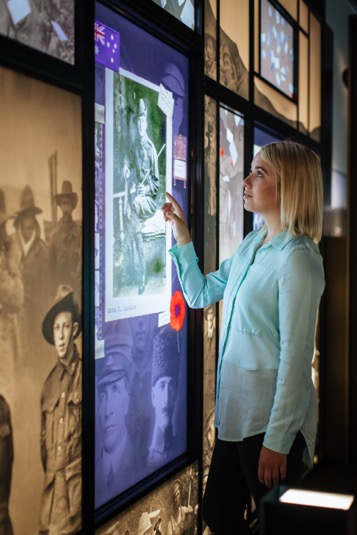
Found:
[151,0,195,29]
[0,65,82,534]
[0,0,75,64]
[94,2,190,510]
[96,463,199,535]
[204,0,297,127]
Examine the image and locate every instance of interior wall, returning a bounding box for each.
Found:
[320,0,357,464]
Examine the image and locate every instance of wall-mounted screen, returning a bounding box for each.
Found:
[219,106,244,262]
[94,1,189,510]
[260,0,294,99]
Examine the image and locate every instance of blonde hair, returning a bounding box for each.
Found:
[259,140,323,243]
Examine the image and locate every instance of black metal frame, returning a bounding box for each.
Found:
[257,0,298,104]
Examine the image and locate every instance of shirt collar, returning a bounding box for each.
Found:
[240,229,305,256]
[263,230,297,251]
[58,345,80,379]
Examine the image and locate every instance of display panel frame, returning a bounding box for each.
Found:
[258,0,297,101]
[94,0,194,519]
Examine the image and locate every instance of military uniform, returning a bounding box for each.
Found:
[130,136,159,222]
[49,218,81,299]
[11,185,49,365]
[39,286,82,535]
[123,99,160,294]
[0,396,13,535]
[95,330,139,508]
[39,346,82,535]
[147,326,182,471]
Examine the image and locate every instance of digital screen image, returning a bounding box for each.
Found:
[94,1,189,508]
[260,0,294,98]
[151,0,195,30]
[0,1,75,64]
[219,106,244,262]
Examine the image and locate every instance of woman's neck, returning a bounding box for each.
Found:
[262,216,282,245]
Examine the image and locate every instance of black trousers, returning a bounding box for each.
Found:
[202,432,306,535]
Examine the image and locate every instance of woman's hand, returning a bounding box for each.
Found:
[258,446,287,488]
[162,192,192,247]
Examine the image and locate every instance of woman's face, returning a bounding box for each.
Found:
[243,154,280,219]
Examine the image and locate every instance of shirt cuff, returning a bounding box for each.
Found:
[169,241,197,266]
[263,428,296,455]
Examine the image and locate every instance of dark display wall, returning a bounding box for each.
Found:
[0,1,331,534]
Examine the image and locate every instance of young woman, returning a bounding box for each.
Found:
[162,140,325,534]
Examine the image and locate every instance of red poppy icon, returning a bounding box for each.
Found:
[170,290,186,331]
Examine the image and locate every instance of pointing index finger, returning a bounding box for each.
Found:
[165,191,175,204]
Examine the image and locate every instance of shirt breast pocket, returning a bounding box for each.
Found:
[42,394,60,448]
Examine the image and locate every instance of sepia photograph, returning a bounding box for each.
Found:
[96,463,198,535]
[0,65,82,534]
[0,0,75,63]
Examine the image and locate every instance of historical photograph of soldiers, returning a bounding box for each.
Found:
[0,65,82,534]
[110,74,169,303]
[95,319,187,507]
[0,0,75,64]
[97,464,198,535]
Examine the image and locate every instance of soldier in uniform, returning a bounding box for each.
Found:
[95,326,138,508]
[11,185,49,364]
[167,480,194,535]
[48,180,81,300]
[0,188,23,405]
[147,326,181,471]
[39,285,82,535]
[123,98,159,294]
[0,395,14,535]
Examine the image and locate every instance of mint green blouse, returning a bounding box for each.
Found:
[170,229,325,467]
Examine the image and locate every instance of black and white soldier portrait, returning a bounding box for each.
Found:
[95,323,138,508]
[107,70,170,317]
[122,98,160,295]
[147,326,183,472]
